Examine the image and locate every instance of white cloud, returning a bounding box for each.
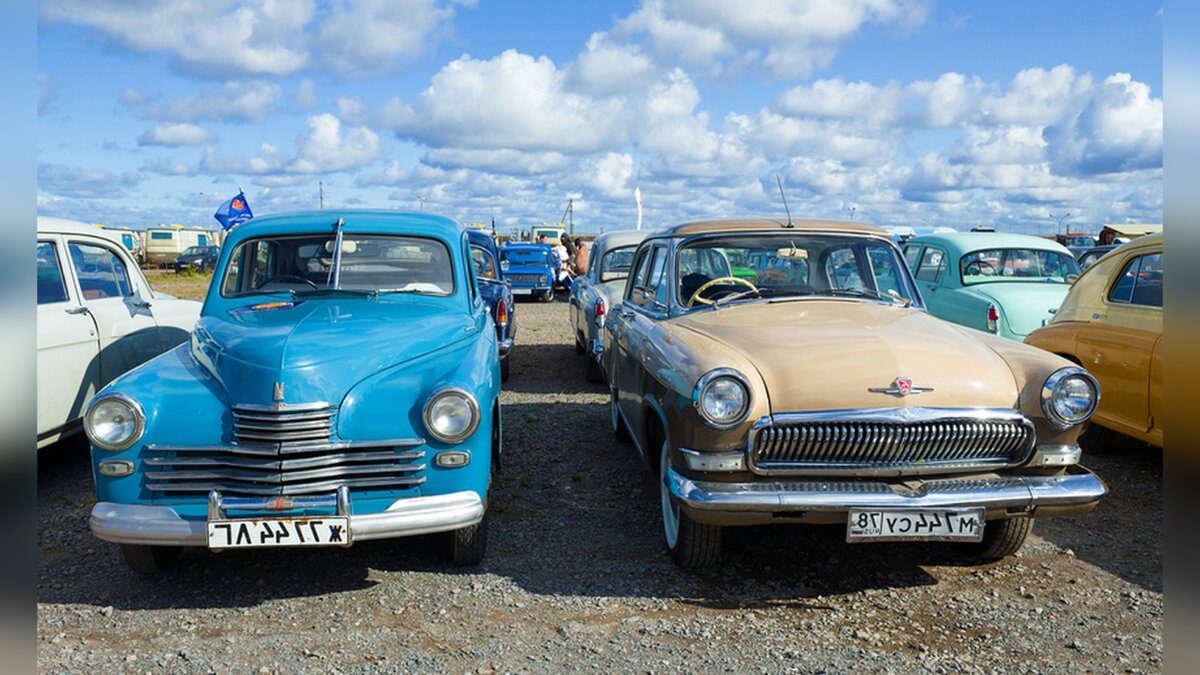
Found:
[382,50,627,153]
[288,113,380,174]
[41,0,315,76]
[576,152,635,197]
[569,32,656,95]
[294,79,317,109]
[336,96,369,125]
[38,163,141,199]
[1046,73,1163,176]
[126,81,283,123]
[315,0,470,74]
[422,148,570,175]
[138,123,216,146]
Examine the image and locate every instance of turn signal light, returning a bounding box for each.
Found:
[986,303,1000,333]
[495,299,508,327]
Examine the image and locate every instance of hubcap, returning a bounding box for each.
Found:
[660,440,679,549]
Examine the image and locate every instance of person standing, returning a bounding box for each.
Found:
[573,238,590,276]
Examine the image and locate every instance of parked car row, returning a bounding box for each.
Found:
[38,211,1157,576]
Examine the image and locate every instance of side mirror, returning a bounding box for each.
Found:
[1065,273,1079,284]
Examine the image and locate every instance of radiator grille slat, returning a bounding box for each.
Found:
[751,409,1035,475]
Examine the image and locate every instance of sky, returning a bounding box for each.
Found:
[36,0,1163,236]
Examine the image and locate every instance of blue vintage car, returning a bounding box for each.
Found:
[468,230,516,381]
[499,242,555,302]
[902,233,1082,341]
[83,210,501,574]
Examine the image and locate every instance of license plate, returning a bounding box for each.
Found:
[206,517,352,549]
[846,508,984,542]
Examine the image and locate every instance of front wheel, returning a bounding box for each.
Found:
[541,289,554,302]
[660,441,721,569]
[121,544,182,576]
[974,517,1032,560]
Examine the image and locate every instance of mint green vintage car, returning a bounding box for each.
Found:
[902,233,1081,341]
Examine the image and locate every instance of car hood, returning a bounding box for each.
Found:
[192,297,474,406]
[505,263,552,275]
[964,282,1069,337]
[671,300,1019,412]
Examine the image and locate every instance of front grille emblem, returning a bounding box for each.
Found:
[272,382,286,407]
[868,377,934,396]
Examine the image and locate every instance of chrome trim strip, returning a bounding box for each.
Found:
[232,401,334,413]
[669,466,1107,513]
[145,438,426,455]
[91,491,485,546]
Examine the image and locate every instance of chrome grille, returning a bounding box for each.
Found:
[508,273,545,285]
[233,403,335,446]
[142,440,427,496]
[750,408,1035,476]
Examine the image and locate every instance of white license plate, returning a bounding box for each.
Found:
[846,508,984,542]
[206,517,352,549]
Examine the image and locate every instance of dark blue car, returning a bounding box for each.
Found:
[499,242,555,302]
[468,230,516,382]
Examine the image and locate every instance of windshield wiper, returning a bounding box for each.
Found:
[294,287,378,298]
[821,288,912,306]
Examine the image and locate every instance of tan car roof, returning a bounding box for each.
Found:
[648,217,888,238]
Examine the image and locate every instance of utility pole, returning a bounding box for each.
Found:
[847,206,856,221]
[1051,211,1071,236]
[319,181,325,209]
[560,198,574,235]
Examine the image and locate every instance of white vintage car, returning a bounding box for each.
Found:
[37,217,201,448]
[567,230,648,382]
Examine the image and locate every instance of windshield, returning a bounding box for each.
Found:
[676,234,916,308]
[959,248,1080,285]
[501,248,549,265]
[182,246,208,256]
[221,234,454,298]
[471,245,498,280]
[599,246,637,282]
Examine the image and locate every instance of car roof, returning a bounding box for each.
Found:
[37,216,124,245]
[906,232,1072,254]
[466,229,497,247]
[222,210,465,246]
[646,217,888,239]
[501,242,551,250]
[593,230,649,249]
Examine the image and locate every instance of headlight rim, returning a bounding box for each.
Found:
[1040,366,1101,430]
[692,368,752,430]
[422,386,482,444]
[84,393,145,452]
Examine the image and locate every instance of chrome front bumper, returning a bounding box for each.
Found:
[90,490,485,546]
[668,465,1107,517]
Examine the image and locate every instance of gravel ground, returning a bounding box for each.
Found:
[37,295,1162,673]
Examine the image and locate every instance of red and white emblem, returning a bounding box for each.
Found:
[868,377,933,396]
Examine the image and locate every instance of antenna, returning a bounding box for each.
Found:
[319,181,325,209]
[775,174,793,228]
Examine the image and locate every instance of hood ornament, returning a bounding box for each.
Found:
[868,377,933,397]
[272,382,286,408]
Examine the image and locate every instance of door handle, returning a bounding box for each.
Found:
[65,306,89,315]
[132,299,152,309]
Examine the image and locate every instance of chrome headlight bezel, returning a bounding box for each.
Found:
[692,368,752,430]
[1040,367,1101,430]
[422,387,481,444]
[84,393,145,452]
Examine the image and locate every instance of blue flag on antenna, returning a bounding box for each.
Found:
[214,191,253,230]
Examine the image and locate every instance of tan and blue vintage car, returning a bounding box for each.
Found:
[602,218,1108,569]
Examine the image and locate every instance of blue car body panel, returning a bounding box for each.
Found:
[88,210,499,541]
[468,230,517,358]
[499,242,555,296]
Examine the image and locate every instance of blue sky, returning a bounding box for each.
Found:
[37,1,1162,235]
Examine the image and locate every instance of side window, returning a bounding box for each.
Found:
[628,246,666,308]
[825,248,864,290]
[914,247,945,282]
[868,247,901,297]
[37,241,69,304]
[463,238,477,301]
[627,246,655,301]
[1109,253,1163,308]
[68,241,133,300]
[648,247,669,306]
[903,246,922,272]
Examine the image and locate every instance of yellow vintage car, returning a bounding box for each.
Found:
[1024,233,1163,447]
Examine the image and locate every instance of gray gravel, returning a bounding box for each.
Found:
[37,296,1162,673]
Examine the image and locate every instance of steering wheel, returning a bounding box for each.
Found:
[963,260,996,277]
[257,274,318,290]
[687,276,760,307]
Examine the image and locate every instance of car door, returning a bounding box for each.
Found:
[620,244,669,439]
[609,244,659,429]
[66,236,163,384]
[911,245,950,317]
[1076,250,1162,437]
[36,237,101,441]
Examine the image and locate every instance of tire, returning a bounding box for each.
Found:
[541,289,554,302]
[610,388,632,443]
[1078,422,1121,453]
[584,353,604,383]
[660,440,721,569]
[499,355,511,383]
[447,511,488,566]
[121,544,182,576]
[975,517,1032,560]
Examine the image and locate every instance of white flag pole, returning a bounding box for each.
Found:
[634,186,643,231]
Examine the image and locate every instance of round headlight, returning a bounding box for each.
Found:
[423,388,481,443]
[84,394,145,451]
[693,369,751,429]
[1040,367,1100,430]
